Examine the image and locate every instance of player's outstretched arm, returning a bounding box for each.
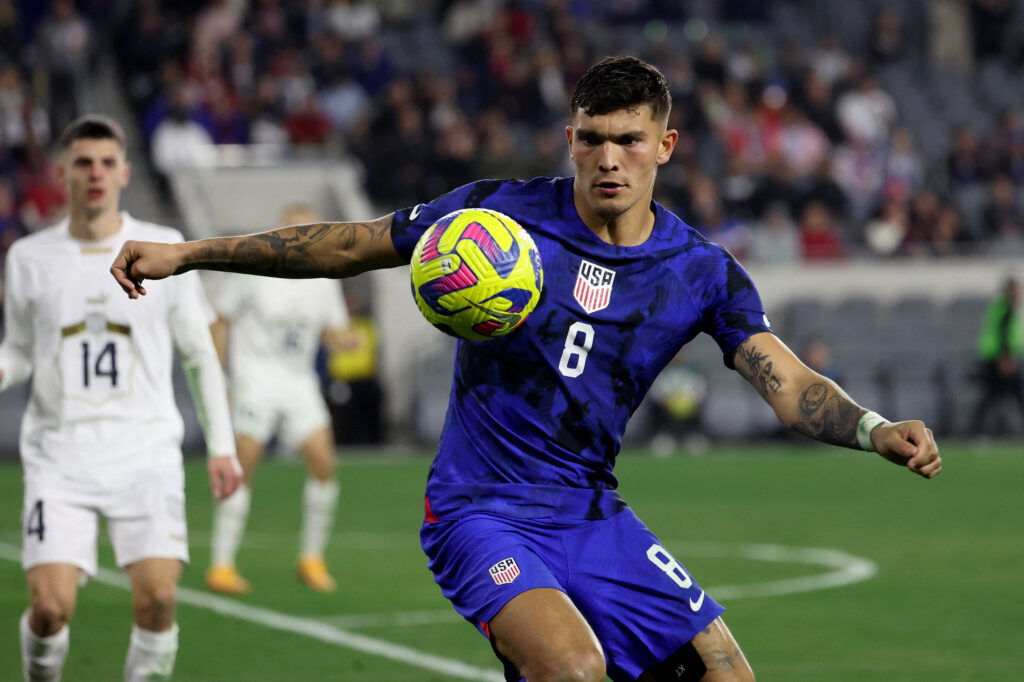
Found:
[732,332,941,479]
[111,215,405,298]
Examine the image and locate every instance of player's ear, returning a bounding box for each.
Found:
[56,151,68,183]
[656,128,678,166]
[120,160,132,188]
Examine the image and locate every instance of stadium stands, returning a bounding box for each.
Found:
[1,1,1022,452]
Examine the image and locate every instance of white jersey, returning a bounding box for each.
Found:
[0,214,235,489]
[213,274,348,384]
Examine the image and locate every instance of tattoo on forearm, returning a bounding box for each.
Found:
[792,381,865,448]
[737,341,865,448]
[706,649,737,672]
[736,344,782,398]
[185,217,393,278]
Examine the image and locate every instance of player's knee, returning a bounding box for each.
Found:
[133,583,177,625]
[520,644,606,682]
[29,596,72,634]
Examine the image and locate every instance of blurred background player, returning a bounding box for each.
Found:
[0,115,239,682]
[205,203,351,595]
[971,274,1024,435]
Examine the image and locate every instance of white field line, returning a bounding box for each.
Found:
[0,541,502,682]
[0,529,410,551]
[321,542,878,630]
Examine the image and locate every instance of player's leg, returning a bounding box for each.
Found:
[285,384,340,592]
[635,618,754,682]
[563,509,754,681]
[296,425,339,591]
[488,587,607,682]
[123,558,182,682]
[22,563,80,681]
[20,481,99,681]
[207,424,267,594]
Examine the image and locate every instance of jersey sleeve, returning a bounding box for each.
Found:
[321,279,349,330]
[694,245,773,367]
[389,181,494,260]
[0,244,35,391]
[168,269,237,458]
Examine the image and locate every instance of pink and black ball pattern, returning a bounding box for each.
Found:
[410,208,543,341]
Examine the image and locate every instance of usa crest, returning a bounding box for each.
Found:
[488,557,521,585]
[573,260,616,314]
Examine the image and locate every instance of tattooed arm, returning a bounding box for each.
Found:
[732,333,942,477]
[111,215,404,298]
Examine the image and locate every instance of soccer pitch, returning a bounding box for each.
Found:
[1,442,1021,681]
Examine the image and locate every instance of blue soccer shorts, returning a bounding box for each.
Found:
[420,507,724,681]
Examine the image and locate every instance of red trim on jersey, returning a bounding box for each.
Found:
[480,621,491,638]
[424,496,439,523]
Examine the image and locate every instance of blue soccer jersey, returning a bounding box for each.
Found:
[391,177,772,521]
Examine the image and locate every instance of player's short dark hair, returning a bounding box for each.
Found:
[570,56,672,123]
[59,114,127,150]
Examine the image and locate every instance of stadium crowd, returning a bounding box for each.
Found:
[3,0,1024,266]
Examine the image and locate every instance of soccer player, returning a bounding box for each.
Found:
[2,115,241,682]
[205,204,350,595]
[111,57,942,682]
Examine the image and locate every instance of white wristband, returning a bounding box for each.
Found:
[856,411,889,452]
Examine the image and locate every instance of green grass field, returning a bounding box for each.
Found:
[1,441,1021,681]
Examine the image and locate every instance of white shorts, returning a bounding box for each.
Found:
[21,469,188,576]
[231,377,330,451]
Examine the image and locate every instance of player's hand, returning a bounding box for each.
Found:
[110,240,184,299]
[871,420,942,479]
[208,455,243,500]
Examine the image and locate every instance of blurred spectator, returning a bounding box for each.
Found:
[326,0,380,42]
[0,177,25,256]
[285,94,332,146]
[777,103,829,180]
[983,175,1024,253]
[810,35,851,88]
[832,139,886,224]
[687,172,751,260]
[979,109,1024,176]
[151,89,217,174]
[867,7,907,66]
[750,202,800,264]
[799,201,846,260]
[970,0,1015,62]
[206,88,249,145]
[799,72,842,143]
[970,275,1024,436]
[0,65,49,157]
[801,336,844,384]
[836,75,896,145]
[928,205,971,257]
[327,287,384,445]
[36,0,92,135]
[864,196,909,258]
[795,157,848,223]
[930,0,974,78]
[947,126,985,185]
[352,36,395,95]
[884,127,924,197]
[646,352,709,457]
[320,68,370,135]
[903,190,942,251]
[17,144,67,232]
[193,0,242,57]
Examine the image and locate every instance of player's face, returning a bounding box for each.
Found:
[567,105,677,222]
[59,138,130,218]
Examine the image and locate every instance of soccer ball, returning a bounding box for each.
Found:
[410,208,543,341]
